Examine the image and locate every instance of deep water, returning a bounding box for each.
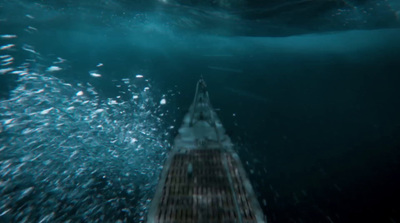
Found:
[1,0,400,222]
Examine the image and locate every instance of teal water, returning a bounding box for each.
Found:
[1,1,400,222]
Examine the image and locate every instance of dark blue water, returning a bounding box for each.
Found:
[1,0,400,222]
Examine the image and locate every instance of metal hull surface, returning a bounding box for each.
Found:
[147,79,265,223]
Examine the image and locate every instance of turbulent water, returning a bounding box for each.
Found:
[0,10,173,220]
[1,0,400,222]
[0,71,170,222]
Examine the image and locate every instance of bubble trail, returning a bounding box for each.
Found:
[0,71,169,222]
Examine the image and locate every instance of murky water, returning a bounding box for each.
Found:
[2,0,400,222]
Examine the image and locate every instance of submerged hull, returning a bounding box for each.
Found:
[147,79,265,223]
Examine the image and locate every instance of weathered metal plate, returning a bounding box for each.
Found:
[149,149,260,223]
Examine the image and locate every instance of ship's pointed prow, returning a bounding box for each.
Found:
[175,79,232,150]
[146,79,266,223]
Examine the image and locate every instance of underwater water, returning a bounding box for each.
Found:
[1,0,400,222]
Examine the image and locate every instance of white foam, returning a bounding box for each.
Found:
[0,68,13,74]
[108,100,118,105]
[1,61,12,66]
[0,44,15,50]
[0,34,17,39]
[93,109,104,114]
[90,72,102,78]
[54,57,66,64]
[4,119,13,125]
[11,70,25,75]
[34,89,45,94]
[22,45,38,54]
[28,26,38,31]
[2,56,13,62]
[47,66,62,72]
[40,107,54,115]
